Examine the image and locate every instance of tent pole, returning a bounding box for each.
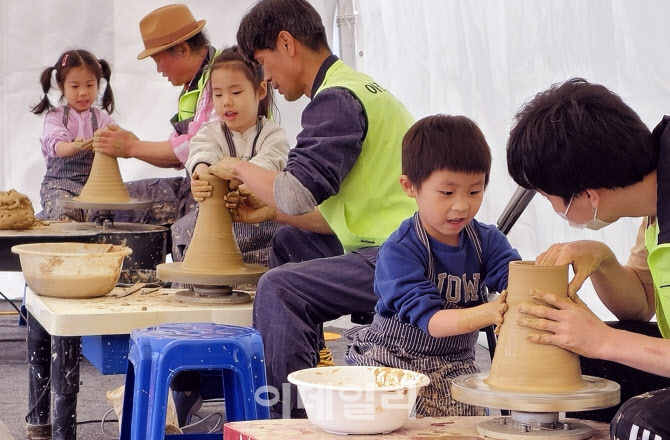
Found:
[337,0,358,69]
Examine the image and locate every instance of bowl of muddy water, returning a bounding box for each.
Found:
[12,242,132,298]
[287,365,430,435]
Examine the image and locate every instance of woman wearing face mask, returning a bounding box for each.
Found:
[506,77,670,440]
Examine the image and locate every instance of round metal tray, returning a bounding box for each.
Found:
[57,197,152,210]
[156,262,267,286]
[451,373,620,412]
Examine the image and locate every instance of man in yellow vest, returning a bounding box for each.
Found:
[506,77,670,440]
[210,0,415,418]
[93,4,217,260]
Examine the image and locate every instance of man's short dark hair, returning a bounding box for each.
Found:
[237,0,330,60]
[507,77,656,203]
[402,114,492,189]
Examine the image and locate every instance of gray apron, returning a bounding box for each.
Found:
[37,107,97,221]
[345,212,487,417]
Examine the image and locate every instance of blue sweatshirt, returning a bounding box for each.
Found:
[375,216,522,333]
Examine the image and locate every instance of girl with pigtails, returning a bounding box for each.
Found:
[31,49,116,221]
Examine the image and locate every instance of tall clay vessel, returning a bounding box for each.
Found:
[179,173,245,273]
[75,152,131,202]
[484,261,584,392]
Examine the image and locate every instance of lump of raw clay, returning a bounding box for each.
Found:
[0,189,36,230]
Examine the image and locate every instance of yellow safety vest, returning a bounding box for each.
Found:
[645,222,670,338]
[315,60,416,252]
[172,47,219,129]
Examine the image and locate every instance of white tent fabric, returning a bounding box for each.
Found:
[1,1,667,319]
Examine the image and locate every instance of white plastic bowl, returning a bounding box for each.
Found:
[288,366,430,435]
[12,242,132,298]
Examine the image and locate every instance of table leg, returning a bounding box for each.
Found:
[51,335,81,440]
[26,312,51,440]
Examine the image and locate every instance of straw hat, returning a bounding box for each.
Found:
[137,4,206,60]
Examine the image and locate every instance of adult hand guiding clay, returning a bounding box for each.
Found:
[536,240,617,298]
[209,156,243,189]
[93,124,138,158]
[227,185,275,224]
[516,289,608,357]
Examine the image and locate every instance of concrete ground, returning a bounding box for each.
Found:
[0,300,493,440]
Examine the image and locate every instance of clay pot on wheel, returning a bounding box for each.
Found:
[484,261,584,393]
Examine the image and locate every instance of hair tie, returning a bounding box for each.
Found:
[61,54,69,67]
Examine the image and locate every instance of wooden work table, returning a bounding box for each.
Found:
[24,287,253,440]
[24,285,252,336]
[224,416,611,440]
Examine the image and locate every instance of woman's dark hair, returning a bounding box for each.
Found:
[31,49,114,115]
[237,0,330,61]
[507,77,655,203]
[402,114,492,189]
[209,46,278,120]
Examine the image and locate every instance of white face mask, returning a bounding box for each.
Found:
[558,196,613,231]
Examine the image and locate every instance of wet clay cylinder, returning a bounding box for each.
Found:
[484,261,584,392]
[180,173,245,272]
[75,152,131,202]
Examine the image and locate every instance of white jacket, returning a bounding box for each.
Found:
[186,116,289,173]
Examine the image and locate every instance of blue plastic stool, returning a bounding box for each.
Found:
[119,322,269,440]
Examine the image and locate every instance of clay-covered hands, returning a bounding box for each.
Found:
[225,184,275,224]
[93,124,138,158]
[209,157,243,189]
[190,172,213,202]
[536,240,616,298]
[73,137,94,151]
[516,289,609,358]
[492,290,509,335]
[223,186,243,211]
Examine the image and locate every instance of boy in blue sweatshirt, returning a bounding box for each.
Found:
[345,114,521,417]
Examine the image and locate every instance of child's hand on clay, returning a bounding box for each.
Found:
[227,184,275,224]
[73,137,94,151]
[224,189,241,210]
[493,290,508,335]
[224,184,259,210]
[190,172,213,202]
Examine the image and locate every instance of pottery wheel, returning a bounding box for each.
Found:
[452,373,619,413]
[157,261,266,304]
[57,198,153,228]
[57,197,152,211]
[452,373,619,440]
[173,285,254,304]
[157,261,266,285]
[476,412,593,440]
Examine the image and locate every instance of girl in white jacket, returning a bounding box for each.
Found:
[177,46,290,265]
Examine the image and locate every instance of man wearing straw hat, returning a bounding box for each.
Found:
[93,4,217,261]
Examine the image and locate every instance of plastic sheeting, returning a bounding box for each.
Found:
[352,0,670,320]
[2,0,668,318]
